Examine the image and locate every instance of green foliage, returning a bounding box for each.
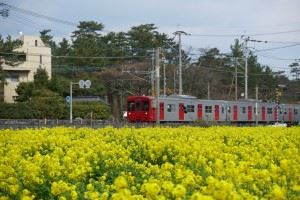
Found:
[15,82,34,102]
[0,35,25,101]
[40,29,56,49]
[73,101,110,119]
[0,35,25,67]
[30,92,68,119]
[34,68,49,88]
[289,62,300,81]
[0,102,35,119]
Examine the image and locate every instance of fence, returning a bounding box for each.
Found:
[0,119,118,129]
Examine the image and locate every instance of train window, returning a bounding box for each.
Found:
[227,106,231,113]
[127,101,135,111]
[267,108,273,114]
[242,107,246,113]
[205,106,212,113]
[294,109,298,115]
[167,104,176,112]
[142,101,149,111]
[187,105,194,112]
[136,100,141,111]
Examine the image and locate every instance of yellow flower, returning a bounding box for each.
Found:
[172,184,186,198]
[114,176,128,191]
[270,185,285,200]
[141,182,161,198]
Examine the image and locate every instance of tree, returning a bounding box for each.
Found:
[127,23,177,60]
[71,21,105,66]
[289,62,300,81]
[15,68,49,101]
[15,82,34,102]
[54,38,72,65]
[40,29,56,49]
[0,35,24,101]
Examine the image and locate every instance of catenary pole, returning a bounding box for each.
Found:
[255,85,258,126]
[174,31,189,95]
[243,36,249,100]
[235,57,238,101]
[155,47,160,125]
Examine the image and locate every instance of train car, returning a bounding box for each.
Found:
[126,95,300,124]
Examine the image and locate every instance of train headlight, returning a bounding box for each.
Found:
[145,112,148,115]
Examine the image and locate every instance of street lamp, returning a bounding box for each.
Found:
[70,80,91,123]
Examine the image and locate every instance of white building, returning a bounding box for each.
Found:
[2,35,52,103]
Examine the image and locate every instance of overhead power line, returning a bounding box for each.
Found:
[187,28,300,38]
[190,33,240,37]
[0,2,76,26]
[0,51,151,59]
[256,53,300,61]
[253,44,300,52]
[248,29,300,36]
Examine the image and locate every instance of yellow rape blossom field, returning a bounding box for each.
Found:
[0,126,299,200]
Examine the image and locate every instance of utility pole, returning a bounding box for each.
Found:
[173,69,176,94]
[155,47,160,125]
[69,80,91,124]
[70,83,73,123]
[163,57,166,96]
[235,58,238,101]
[255,85,258,126]
[151,48,155,96]
[207,81,211,100]
[174,31,189,95]
[241,36,250,100]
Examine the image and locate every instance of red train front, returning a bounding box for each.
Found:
[127,96,155,122]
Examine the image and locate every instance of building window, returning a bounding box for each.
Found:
[205,106,212,113]
[254,107,257,114]
[35,40,38,46]
[187,105,195,112]
[167,104,175,112]
[40,55,42,64]
[242,107,246,113]
[267,108,273,114]
[6,74,19,82]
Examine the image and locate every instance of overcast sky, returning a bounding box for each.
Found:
[1,0,300,77]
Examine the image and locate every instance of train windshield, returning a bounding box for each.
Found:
[142,100,149,111]
[127,99,149,112]
[127,101,135,111]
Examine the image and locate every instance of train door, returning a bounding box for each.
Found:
[214,105,220,121]
[288,108,292,122]
[261,106,266,121]
[248,106,252,121]
[179,103,184,121]
[160,102,164,121]
[197,104,203,121]
[274,106,277,122]
[233,105,238,121]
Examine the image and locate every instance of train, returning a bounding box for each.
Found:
[126,95,300,125]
